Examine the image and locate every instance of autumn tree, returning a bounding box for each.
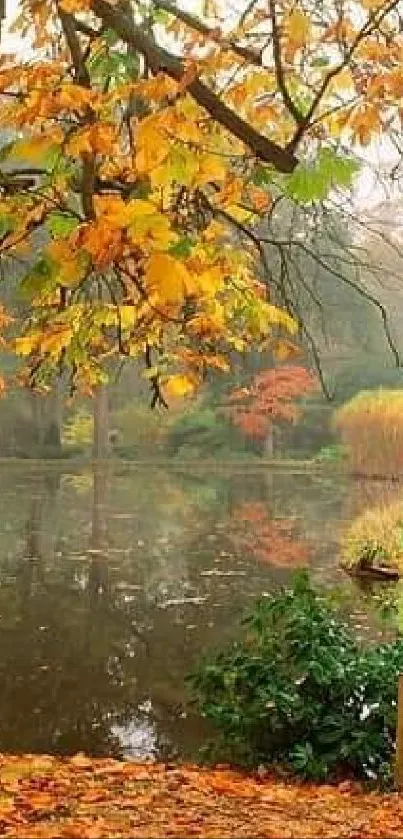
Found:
[0,0,402,402]
[226,365,316,455]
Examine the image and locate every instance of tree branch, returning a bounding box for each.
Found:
[268,0,304,125]
[59,5,96,219]
[288,0,401,151]
[88,0,298,173]
[58,7,91,86]
[151,0,264,65]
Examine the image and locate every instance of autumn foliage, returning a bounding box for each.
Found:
[334,390,403,477]
[0,0,401,399]
[2,753,403,838]
[227,366,317,440]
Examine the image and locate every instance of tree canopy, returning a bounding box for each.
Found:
[0,0,401,399]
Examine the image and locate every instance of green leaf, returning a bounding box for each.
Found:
[152,7,170,23]
[88,45,140,86]
[19,257,57,300]
[167,146,199,186]
[286,165,328,202]
[103,28,120,47]
[0,214,13,238]
[42,144,62,172]
[311,56,330,68]
[46,212,79,238]
[169,236,195,258]
[285,149,359,203]
[252,166,275,187]
[0,141,15,162]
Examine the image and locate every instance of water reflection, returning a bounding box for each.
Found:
[0,461,389,759]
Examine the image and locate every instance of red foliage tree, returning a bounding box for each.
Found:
[227,366,317,443]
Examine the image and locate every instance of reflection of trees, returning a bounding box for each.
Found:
[225,501,310,568]
[0,462,349,759]
[16,471,61,603]
[0,464,144,756]
[0,584,143,755]
[88,461,110,599]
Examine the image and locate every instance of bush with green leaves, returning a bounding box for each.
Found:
[167,405,256,458]
[188,572,403,782]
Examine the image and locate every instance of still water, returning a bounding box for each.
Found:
[0,460,395,760]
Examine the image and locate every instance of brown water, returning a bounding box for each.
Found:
[0,460,396,760]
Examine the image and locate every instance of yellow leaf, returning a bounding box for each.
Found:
[67,123,116,157]
[118,305,138,329]
[164,374,197,397]
[265,303,297,334]
[197,154,227,185]
[59,0,91,10]
[216,176,244,207]
[126,199,158,219]
[360,0,384,8]
[194,266,224,297]
[274,339,302,362]
[135,118,170,174]
[93,195,128,226]
[80,222,123,268]
[226,204,253,223]
[328,68,355,96]
[129,213,176,250]
[15,333,40,356]
[94,196,160,230]
[40,326,73,354]
[202,220,227,243]
[145,253,195,303]
[286,9,311,50]
[47,240,86,287]
[230,336,246,352]
[10,133,61,163]
[124,74,178,104]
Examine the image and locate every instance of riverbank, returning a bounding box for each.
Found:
[0,754,403,838]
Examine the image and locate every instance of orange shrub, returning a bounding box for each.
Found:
[334,390,403,478]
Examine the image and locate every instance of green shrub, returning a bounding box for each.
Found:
[188,571,403,782]
[62,408,93,449]
[314,443,348,462]
[167,405,254,458]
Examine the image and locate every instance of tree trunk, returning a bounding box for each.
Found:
[93,385,109,460]
[30,381,63,454]
[43,381,63,452]
[264,424,275,458]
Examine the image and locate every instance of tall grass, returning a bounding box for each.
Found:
[334,389,403,478]
[341,500,403,577]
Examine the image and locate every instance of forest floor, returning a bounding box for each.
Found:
[0,754,402,838]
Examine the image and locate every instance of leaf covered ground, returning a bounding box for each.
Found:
[0,756,403,838]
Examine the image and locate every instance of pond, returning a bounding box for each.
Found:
[0,460,397,761]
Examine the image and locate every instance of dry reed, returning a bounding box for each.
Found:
[341,499,403,576]
[334,389,403,478]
